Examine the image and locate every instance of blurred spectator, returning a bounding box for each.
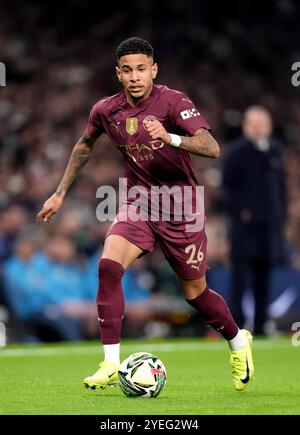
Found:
[222,106,287,335]
[3,236,44,320]
[0,205,29,262]
[3,236,98,341]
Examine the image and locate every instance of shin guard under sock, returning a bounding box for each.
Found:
[97,258,125,345]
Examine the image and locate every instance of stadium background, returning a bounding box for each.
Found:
[0,0,300,343]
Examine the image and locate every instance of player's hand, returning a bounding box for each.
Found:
[144,120,172,145]
[36,192,64,224]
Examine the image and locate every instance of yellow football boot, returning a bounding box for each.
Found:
[83,360,120,390]
[230,329,254,391]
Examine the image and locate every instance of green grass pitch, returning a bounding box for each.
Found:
[0,337,299,415]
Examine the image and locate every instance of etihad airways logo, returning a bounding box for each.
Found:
[117,140,165,163]
[117,141,164,153]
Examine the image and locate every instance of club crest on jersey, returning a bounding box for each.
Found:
[126,117,138,135]
[143,115,157,129]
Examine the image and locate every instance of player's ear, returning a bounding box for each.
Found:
[152,63,158,79]
[115,66,122,82]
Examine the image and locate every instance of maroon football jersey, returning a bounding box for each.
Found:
[87,84,210,224]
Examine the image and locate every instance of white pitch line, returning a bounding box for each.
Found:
[0,340,293,358]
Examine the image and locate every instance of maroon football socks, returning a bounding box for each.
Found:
[97,258,125,344]
[97,260,238,343]
[186,286,239,340]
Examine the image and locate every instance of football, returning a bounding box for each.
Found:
[118,352,167,398]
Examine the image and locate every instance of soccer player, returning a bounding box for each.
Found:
[36,37,254,391]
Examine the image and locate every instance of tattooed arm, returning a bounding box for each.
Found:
[178,128,220,158]
[55,130,97,196]
[144,121,220,158]
[36,130,97,223]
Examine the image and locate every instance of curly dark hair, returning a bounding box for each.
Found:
[116,37,154,60]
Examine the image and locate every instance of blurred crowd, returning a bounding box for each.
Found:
[0,0,300,341]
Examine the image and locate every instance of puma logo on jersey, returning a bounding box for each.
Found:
[110,121,120,131]
[180,108,200,120]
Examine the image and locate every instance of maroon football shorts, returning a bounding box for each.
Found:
[105,213,207,281]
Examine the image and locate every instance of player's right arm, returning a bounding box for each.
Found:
[36,130,97,223]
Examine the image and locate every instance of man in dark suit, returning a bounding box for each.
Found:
[222,106,286,335]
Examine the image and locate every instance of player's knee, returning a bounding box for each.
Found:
[97,258,125,305]
[98,258,125,281]
[180,275,207,299]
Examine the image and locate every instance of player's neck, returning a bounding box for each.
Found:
[125,84,153,107]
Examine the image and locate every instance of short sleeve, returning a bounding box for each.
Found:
[86,104,105,138]
[172,93,211,135]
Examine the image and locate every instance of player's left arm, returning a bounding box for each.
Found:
[144,121,220,158]
[175,127,219,158]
